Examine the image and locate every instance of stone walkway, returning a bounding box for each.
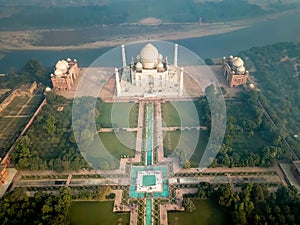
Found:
[162,126,208,131]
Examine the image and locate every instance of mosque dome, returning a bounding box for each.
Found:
[136,62,143,71]
[232,57,244,68]
[54,69,63,76]
[45,87,52,92]
[236,66,246,74]
[157,62,164,72]
[140,43,159,69]
[56,60,68,73]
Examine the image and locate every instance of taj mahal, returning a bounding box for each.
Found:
[114,43,184,97]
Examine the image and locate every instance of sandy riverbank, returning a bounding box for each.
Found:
[0,8,298,51]
[0,23,247,51]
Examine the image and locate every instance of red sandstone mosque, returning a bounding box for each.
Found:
[222,55,249,88]
[50,58,79,90]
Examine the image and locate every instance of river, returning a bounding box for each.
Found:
[0,11,299,73]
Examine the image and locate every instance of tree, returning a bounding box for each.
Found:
[98,186,112,201]
[184,160,191,169]
[182,198,196,213]
[216,184,236,207]
[21,59,50,85]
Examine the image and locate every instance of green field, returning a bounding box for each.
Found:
[0,93,43,157]
[99,132,136,159]
[161,101,201,127]
[168,199,230,225]
[164,130,210,167]
[97,102,139,128]
[67,201,130,225]
[85,131,136,169]
[0,96,29,116]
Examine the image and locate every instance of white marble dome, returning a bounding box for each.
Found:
[140,43,159,69]
[232,57,244,68]
[55,60,68,73]
[236,66,245,74]
[136,61,143,71]
[54,69,63,76]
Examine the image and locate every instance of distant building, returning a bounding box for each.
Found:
[290,161,300,185]
[50,58,79,91]
[222,55,249,88]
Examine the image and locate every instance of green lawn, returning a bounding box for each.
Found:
[168,199,230,225]
[0,96,28,116]
[97,102,139,128]
[164,130,210,167]
[67,201,130,225]
[0,93,43,157]
[99,132,136,159]
[161,101,200,127]
[0,117,11,130]
[163,130,181,153]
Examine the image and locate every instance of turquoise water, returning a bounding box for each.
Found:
[143,175,156,186]
[147,103,153,166]
[146,199,152,225]
[129,166,169,198]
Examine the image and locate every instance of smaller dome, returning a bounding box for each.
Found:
[45,87,52,92]
[249,83,255,89]
[67,58,72,62]
[157,62,164,72]
[54,69,63,76]
[56,60,63,69]
[232,57,244,67]
[136,62,143,71]
[236,66,245,74]
[56,60,68,73]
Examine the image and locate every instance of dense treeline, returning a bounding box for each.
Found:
[239,42,300,156]
[0,59,51,88]
[10,93,89,172]
[195,182,300,225]
[0,187,71,225]
[201,84,287,168]
[214,91,288,167]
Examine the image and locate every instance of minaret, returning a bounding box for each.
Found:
[174,44,178,67]
[114,67,121,96]
[121,45,126,68]
[179,67,184,96]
